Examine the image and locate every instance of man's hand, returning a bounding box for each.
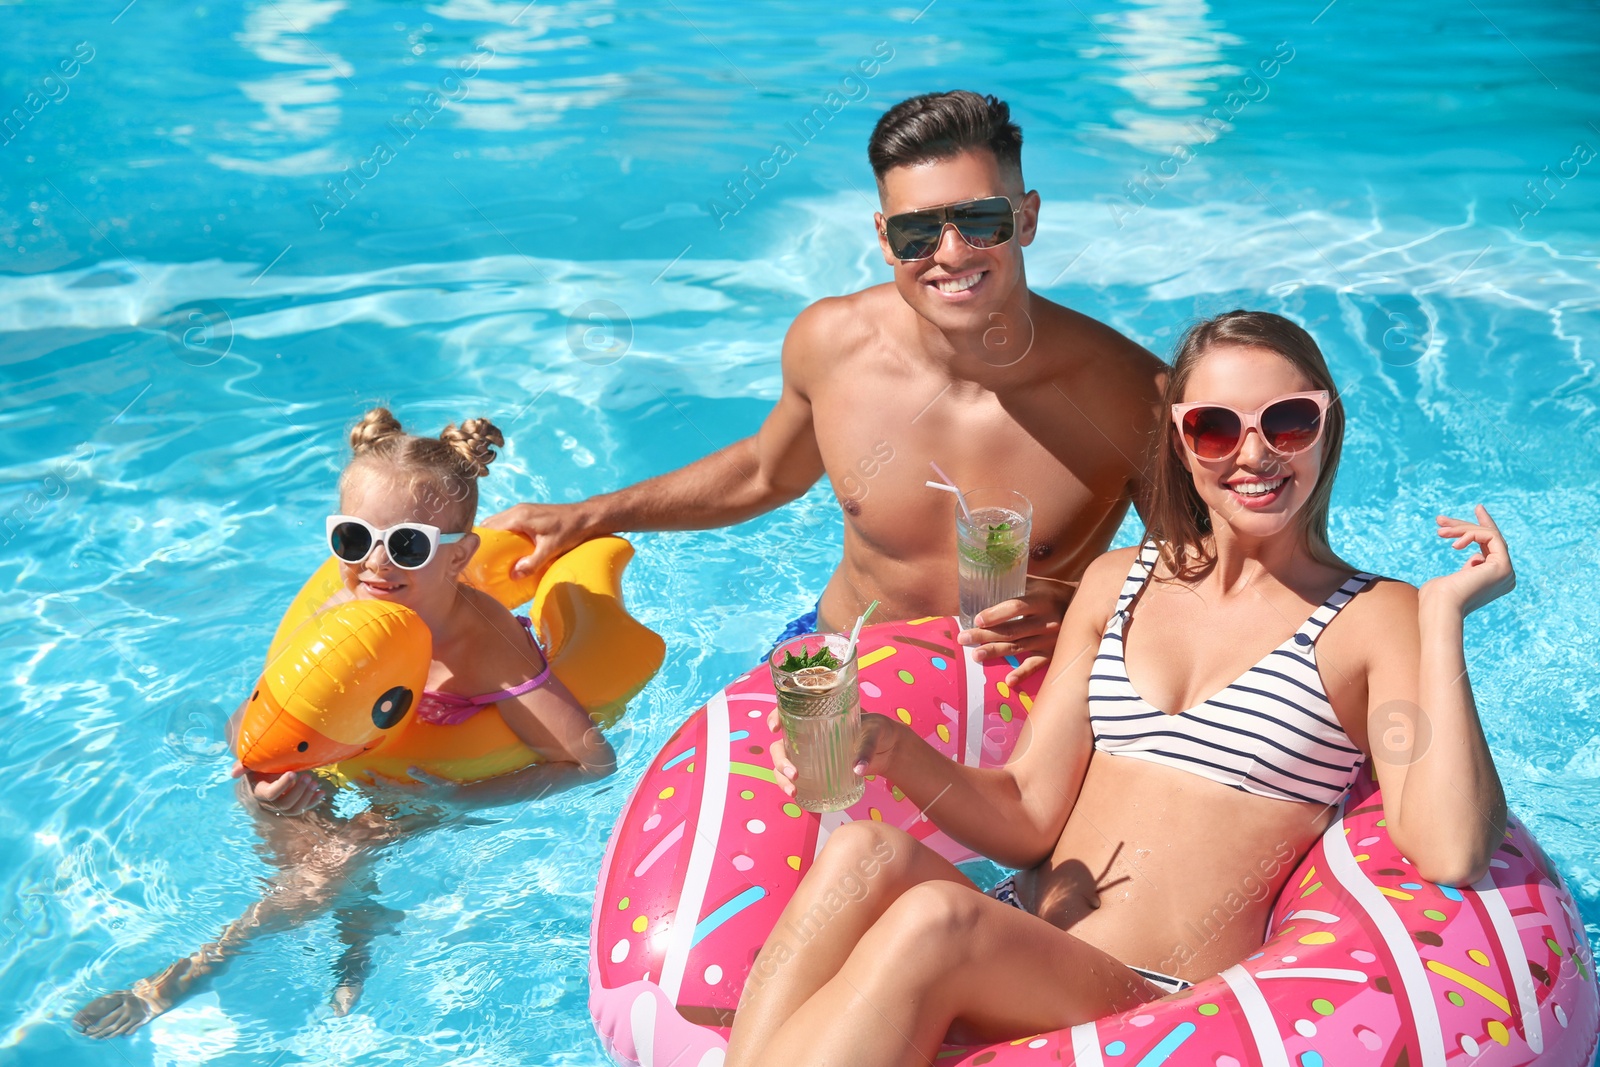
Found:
[956,576,1076,686]
[231,761,325,816]
[483,502,598,578]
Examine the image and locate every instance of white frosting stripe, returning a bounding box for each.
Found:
[1220,964,1291,1067]
[1069,1021,1105,1066]
[1472,868,1544,1053]
[1322,810,1445,1066]
[660,691,730,1004]
[630,990,657,1067]
[1255,967,1368,982]
[962,641,985,767]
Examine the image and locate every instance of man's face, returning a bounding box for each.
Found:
[875,149,1039,333]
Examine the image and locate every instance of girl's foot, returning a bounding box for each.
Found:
[331,981,363,1016]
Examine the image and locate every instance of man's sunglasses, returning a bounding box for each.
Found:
[326,515,468,570]
[1170,391,1331,461]
[881,195,1017,262]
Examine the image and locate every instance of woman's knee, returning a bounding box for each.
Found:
[872,881,984,966]
[843,881,982,995]
[813,820,913,889]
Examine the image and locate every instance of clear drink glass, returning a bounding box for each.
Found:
[956,488,1033,629]
[768,632,864,813]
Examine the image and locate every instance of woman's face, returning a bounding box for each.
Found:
[336,465,474,608]
[1177,344,1326,542]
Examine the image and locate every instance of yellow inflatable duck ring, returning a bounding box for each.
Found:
[235,530,664,785]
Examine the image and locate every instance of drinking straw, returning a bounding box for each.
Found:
[844,599,880,662]
[925,462,973,523]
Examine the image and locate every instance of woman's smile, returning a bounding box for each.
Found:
[1223,472,1290,509]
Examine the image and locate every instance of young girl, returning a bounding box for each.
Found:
[74,407,614,1038]
[728,310,1513,1065]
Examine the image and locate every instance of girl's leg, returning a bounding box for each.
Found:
[73,809,408,1038]
[724,821,974,1067]
[761,880,1166,1067]
[330,876,406,1015]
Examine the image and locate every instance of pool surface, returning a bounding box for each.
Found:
[2,2,1598,1064]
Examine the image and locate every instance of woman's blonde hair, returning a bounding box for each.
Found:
[341,407,504,531]
[1144,310,1345,581]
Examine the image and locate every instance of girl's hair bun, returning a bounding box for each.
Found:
[439,417,504,479]
[350,407,405,454]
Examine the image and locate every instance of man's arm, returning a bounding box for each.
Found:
[486,304,833,576]
[1127,354,1170,529]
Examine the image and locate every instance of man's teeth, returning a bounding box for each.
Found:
[934,272,983,294]
[1231,477,1288,497]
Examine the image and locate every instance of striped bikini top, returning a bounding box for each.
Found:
[1088,542,1376,807]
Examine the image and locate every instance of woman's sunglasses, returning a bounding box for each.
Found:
[1171,391,1331,461]
[880,195,1017,262]
[326,515,468,570]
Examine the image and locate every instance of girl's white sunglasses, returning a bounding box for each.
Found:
[325,515,467,570]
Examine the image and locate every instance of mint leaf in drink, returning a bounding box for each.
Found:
[959,518,1027,570]
[778,645,842,672]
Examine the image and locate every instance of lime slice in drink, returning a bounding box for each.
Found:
[791,666,840,691]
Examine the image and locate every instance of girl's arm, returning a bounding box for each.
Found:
[405,758,603,809]
[1367,505,1512,886]
[225,688,328,815]
[495,672,617,778]
[769,548,1133,870]
[395,678,615,810]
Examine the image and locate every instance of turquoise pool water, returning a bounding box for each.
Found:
[3,2,1598,1063]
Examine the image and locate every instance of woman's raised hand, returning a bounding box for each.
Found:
[766,709,900,799]
[1424,505,1516,616]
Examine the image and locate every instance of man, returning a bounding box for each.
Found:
[489,91,1166,683]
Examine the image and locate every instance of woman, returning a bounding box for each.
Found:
[724,310,1512,1067]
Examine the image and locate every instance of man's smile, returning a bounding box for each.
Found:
[927,267,986,298]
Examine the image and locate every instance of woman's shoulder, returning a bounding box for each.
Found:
[1072,545,1149,617]
[1352,574,1419,617]
[1082,544,1147,584]
[1326,570,1422,653]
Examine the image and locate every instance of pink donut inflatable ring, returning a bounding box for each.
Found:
[589,617,1600,1066]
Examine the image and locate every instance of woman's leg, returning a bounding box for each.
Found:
[724,820,974,1067]
[761,880,1166,1067]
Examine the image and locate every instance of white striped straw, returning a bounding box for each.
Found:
[925,462,972,522]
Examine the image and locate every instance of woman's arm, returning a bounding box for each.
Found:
[1367,505,1512,886]
[770,548,1136,869]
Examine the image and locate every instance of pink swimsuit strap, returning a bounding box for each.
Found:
[414,616,552,726]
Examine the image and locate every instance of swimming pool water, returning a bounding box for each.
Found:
[2,2,1598,1064]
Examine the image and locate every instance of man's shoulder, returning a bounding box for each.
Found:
[793,284,898,329]
[1033,295,1166,386]
[784,285,898,363]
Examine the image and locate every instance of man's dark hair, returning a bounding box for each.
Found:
[868,91,1023,182]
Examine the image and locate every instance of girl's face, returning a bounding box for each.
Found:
[336,465,475,608]
[1177,344,1326,543]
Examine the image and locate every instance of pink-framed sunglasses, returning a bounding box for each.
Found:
[1170,390,1331,461]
